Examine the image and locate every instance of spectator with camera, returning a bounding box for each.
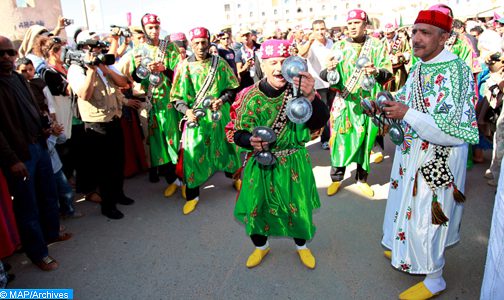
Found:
[67,30,134,220]
[482,52,504,186]
[0,35,72,271]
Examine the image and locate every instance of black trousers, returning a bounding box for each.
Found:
[185,172,234,201]
[330,164,368,182]
[83,119,125,211]
[250,234,306,247]
[158,162,177,184]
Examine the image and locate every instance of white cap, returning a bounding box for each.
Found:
[76,30,98,44]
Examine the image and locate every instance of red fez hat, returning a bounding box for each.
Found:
[347,9,368,22]
[170,32,187,42]
[188,27,210,41]
[258,39,291,59]
[142,14,160,26]
[414,10,453,33]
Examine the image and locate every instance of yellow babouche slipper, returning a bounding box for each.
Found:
[183,199,198,215]
[384,250,391,260]
[246,247,270,268]
[181,184,187,199]
[297,249,316,269]
[356,181,374,197]
[163,183,178,197]
[399,282,441,300]
[327,181,342,196]
[371,151,384,164]
[233,179,242,191]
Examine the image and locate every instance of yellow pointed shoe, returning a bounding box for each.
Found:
[183,199,198,215]
[163,183,178,197]
[356,181,374,197]
[181,184,187,199]
[383,250,391,260]
[233,179,242,191]
[327,181,342,196]
[371,151,384,164]
[246,247,270,268]
[297,249,316,269]
[399,282,441,300]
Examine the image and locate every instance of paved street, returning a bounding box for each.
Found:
[5,139,496,299]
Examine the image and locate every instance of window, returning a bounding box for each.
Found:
[262,12,265,16]
[274,9,277,15]
[333,5,337,10]
[286,9,289,14]
[250,12,253,17]
[237,3,241,8]
[309,7,313,12]
[322,5,325,10]
[224,4,230,12]
[297,7,302,13]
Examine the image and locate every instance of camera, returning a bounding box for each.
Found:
[62,18,74,26]
[62,42,115,67]
[110,25,131,38]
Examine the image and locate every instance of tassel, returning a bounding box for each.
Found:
[431,194,449,225]
[453,184,466,203]
[412,170,419,197]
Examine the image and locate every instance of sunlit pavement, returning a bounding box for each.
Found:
[5,138,495,299]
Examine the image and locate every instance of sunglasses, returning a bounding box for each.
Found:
[51,37,63,44]
[221,37,230,40]
[0,49,17,57]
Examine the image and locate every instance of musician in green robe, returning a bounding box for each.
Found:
[232,39,329,269]
[130,14,182,197]
[171,27,240,215]
[320,9,392,198]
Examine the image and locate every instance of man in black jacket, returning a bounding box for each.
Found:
[0,35,71,271]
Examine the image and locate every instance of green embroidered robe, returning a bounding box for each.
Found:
[233,83,320,240]
[130,42,181,166]
[170,56,240,188]
[329,37,392,172]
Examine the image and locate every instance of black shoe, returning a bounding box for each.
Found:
[118,196,135,205]
[101,208,124,219]
[149,168,160,183]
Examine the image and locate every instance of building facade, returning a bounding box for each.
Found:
[1,0,63,42]
[222,0,502,32]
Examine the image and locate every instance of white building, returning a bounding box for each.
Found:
[222,0,502,32]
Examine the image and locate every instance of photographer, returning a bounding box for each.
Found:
[483,52,504,186]
[67,31,134,220]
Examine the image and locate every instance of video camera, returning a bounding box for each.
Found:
[76,39,109,50]
[62,39,115,67]
[110,25,131,38]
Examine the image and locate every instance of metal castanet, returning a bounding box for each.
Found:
[252,126,277,166]
[355,56,376,91]
[361,91,404,145]
[281,56,313,124]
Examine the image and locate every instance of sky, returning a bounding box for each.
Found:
[60,0,227,38]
